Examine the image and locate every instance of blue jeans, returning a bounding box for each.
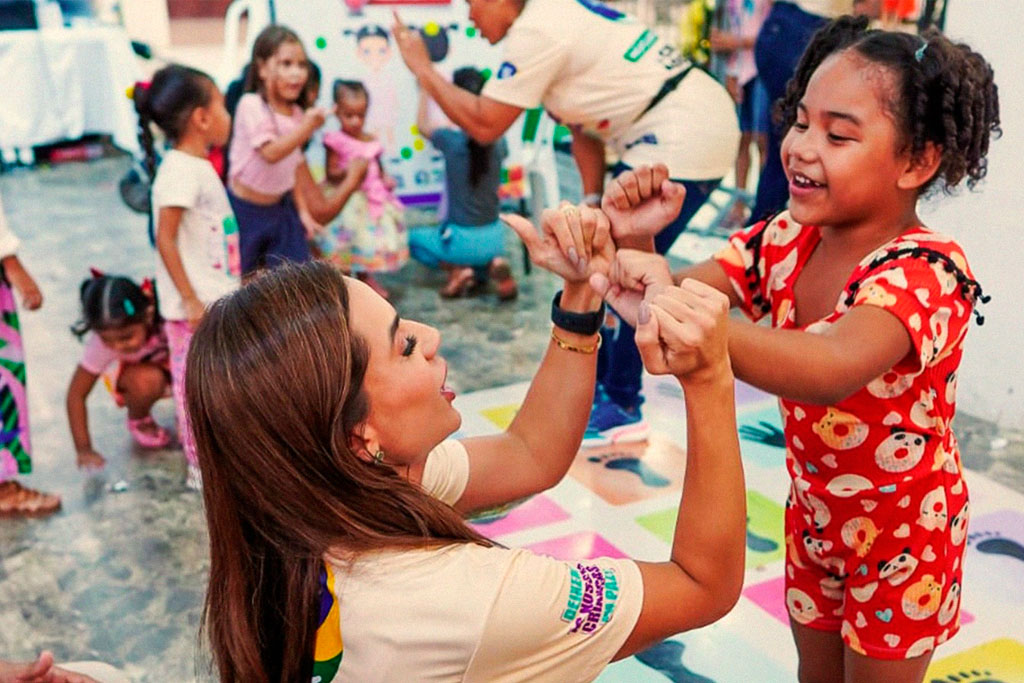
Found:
[409,219,506,269]
[597,168,720,410]
[750,1,829,223]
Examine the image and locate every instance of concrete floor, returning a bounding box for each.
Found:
[0,155,1021,680]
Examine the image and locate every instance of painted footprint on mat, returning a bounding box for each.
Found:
[588,453,670,487]
[930,670,1005,683]
[635,640,715,683]
[747,516,780,554]
[968,531,1024,564]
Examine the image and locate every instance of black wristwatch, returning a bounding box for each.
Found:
[551,291,605,336]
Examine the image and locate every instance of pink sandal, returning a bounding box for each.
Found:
[127,415,172,449]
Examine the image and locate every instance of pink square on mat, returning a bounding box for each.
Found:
[743,576,974,627]
[525,532,627,561]
[470,495,570,538]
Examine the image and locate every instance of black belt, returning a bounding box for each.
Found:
[635,64,695,122]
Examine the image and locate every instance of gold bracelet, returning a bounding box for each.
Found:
[550,330,602,354]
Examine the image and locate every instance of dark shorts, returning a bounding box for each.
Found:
[227,189,311,274]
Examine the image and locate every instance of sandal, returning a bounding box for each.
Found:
[489,259,519,302]
[127,415,172,449]
[0,480,61,517]
[440,268,478,298]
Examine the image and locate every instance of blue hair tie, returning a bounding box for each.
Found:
[123,298,135,316]
[914,40,928,63]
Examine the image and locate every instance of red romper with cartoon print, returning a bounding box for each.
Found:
[714,212,978,661]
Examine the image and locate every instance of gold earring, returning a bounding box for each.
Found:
[373,449,386,465]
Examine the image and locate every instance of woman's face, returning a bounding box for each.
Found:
[345,277,459,466]
[466,0,521,44]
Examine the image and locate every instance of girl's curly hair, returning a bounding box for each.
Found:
[776,15,1001,194]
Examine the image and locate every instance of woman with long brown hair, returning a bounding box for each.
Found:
[187,204,747,682]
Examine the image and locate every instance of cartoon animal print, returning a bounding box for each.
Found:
[812,408,869,451]
[949,501,969,546]
[910,389,940,431]
[787,587,823,625]
[874,429,929,473]
[841,517,880,558]
[918,487,949,532]
[902,574,942,621]
[937,579,960,626]
[878,548,919,586]
[867,369,916,399]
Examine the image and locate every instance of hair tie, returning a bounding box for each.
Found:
[89,267,105,279]
[123,299,136,316]
[914,39,928,63]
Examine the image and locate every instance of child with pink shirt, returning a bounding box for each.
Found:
[316,79,407,298]
[229,25,366,274]
[66,274,172,471]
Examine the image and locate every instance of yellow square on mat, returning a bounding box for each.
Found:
[925,639,1024,682]
[480,404,520,430]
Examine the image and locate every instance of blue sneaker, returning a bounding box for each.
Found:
[582,394,650,448]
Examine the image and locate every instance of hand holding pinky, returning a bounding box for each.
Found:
[601,164,687,243]
[634,278,732,384]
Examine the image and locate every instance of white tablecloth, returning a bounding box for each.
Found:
[0,24,141,155]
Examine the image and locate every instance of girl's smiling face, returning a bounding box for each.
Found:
[780,51,919,229]
[344,277,459,467]
[260,40,310,105]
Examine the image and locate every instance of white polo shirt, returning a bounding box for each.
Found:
[482,0,739,180]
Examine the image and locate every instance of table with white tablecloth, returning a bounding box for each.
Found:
[0,24,141,161]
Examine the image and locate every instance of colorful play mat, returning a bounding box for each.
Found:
[453,376,1024,683]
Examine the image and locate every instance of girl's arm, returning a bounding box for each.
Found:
[324,146,347,185]
[155,207,205,329]
[294,159,368,225]
[727,305,912,405]
[66,366,105,469]
[570,132,607,206]
[393,16,522,144]
[616,281,746,657]
[448,208,612,513]
[257,107,326,164]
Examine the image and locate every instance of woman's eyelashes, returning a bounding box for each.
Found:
[401,334,419,357]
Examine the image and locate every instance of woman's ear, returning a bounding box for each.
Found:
[898,141,942,191]
[348,423,382,464]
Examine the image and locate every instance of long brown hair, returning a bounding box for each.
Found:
[186,261,491,682]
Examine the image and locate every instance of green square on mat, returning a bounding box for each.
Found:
[636,490,786,568]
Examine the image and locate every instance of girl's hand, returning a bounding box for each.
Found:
[184,296,205,331]
[3,258,43,310]
[601,164,687,245]
[392,11,433,77]
[502,204,614,284]
[303,106,328,132]
[635,278,732,385]
[590,249,674,326]
[76,448,106,472]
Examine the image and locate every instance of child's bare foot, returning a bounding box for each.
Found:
[357,272,390,300]
[0,480,61,517]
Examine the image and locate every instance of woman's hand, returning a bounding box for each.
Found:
[502,204,613,284]
[590,249,674,326]
[635,278,732,384]
[392,11,433,78]
[601,164,687,246]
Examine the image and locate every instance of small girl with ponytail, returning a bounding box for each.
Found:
[66,273,171,470]
[133,64,240,488]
